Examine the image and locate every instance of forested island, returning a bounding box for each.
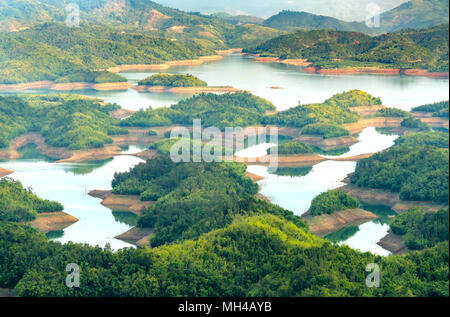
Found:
[350,131,449,203]
[0,95,127,150]
[138,74,208,87]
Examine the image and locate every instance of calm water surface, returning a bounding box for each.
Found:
[1,155,144,250]
[243,127,399,255]
[2,54,448,111]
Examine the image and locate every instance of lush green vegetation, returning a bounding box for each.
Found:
[390,208,449,250]
[263,90,367,130]
[0,218,446,296]
[268,141,313,155]
[412,100,449,118]
[378,0,449,33]
[262,10,371,33]
[111,155,308,246]
[401,117,429,130]
[309,190,360,216]
[325,90,382,107]
[302,123,350,139]
[138,73,207,87]
[0,95,127,150]
[245,24,449,72]
[55,71,127,84]
[0,23,215,84]
[0,0,282,55]
[121,92,276,129]
[376,108,411,118]
[0,178,63,222]
[394,131,449,148]
[0,156,448,297]
[351,132,449,203]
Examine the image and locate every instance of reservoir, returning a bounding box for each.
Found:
[0,54,447,254]
[1,54,448,111]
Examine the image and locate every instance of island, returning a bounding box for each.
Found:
[134,73,240,94]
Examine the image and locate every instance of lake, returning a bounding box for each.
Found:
[2,54,448,111]
[0,54,447,254]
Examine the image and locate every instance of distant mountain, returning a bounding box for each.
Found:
[0,0,282,48]
[157,0,410,21]
[211,12,264,25]
[379,0,449,32]
[262,11,372,33]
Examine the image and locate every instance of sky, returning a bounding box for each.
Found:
[157,0,409,21]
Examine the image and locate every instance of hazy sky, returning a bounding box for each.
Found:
[157,0,409,21]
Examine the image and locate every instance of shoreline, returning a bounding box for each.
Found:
[338,183,448,214]
[88,190,153,216]
[133,85,240,94]
[25,212,79,233]
[304,66,449,79]
[0,128,161,163]
[303,208,378,237]
[0,81,131,92]
[0,168,13,177]
[0,53,231,92]
[377,232,408,255]
[107,55,224,73]
[243,54,449,79]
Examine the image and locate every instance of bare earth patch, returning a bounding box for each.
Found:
[349,105,387,116]
[303,208,377,236]
[89,190,153,216]
[377,232,408,254]
[115,227,153,247]
[26,212,78,233]
[338,184,448,213]
[343,117,403,134]
[0,168,13,178]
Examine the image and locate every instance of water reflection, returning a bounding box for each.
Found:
[2,54,448,111]
[1,155,144,250]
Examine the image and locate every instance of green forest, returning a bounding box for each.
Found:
[245,24,449,72]
[138,73,208,87]
[263,90,371,131]
[376,108,411,118]
[0,23,215,84]
[121,92,276,130]
[0,178,63,222]
[111,155,307,246]
[351,131,449,203]
[0,95,127,150]
[0,157,448,297]
[412,100,449,118]
[268,141,313,155]
[390,208,449,250]
[309,190,360,215]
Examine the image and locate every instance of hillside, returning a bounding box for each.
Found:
[379,0,449,32]
[0,0,281,49]
[263,10,372,33]
[245,24,449,72]
[0,22,215,84]
[157,0,410,21]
